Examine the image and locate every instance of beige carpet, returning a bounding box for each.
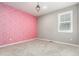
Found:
[0,39,79,56]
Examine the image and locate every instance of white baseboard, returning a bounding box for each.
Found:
[0,38,37,48]
[38,38,79,47]
[0,38,79,48]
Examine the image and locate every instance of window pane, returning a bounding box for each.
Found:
[60,13,71,22]
[60,22,71,31]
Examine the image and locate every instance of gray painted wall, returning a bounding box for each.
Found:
[78,4,79,45]
[38,4,79,45]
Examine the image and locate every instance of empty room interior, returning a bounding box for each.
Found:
[0,2,79,56]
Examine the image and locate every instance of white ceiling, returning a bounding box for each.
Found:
[3,2,77,16]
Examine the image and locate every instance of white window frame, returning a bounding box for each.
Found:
[58,10,73,33]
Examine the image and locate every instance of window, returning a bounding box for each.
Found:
[58,10,73,33]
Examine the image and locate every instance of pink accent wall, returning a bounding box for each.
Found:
[0,3,37,45]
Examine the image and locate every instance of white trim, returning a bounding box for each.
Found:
[38,38,79,47]
[1,38,79,48]
[0,38,37,48]
[58,10,73,33]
